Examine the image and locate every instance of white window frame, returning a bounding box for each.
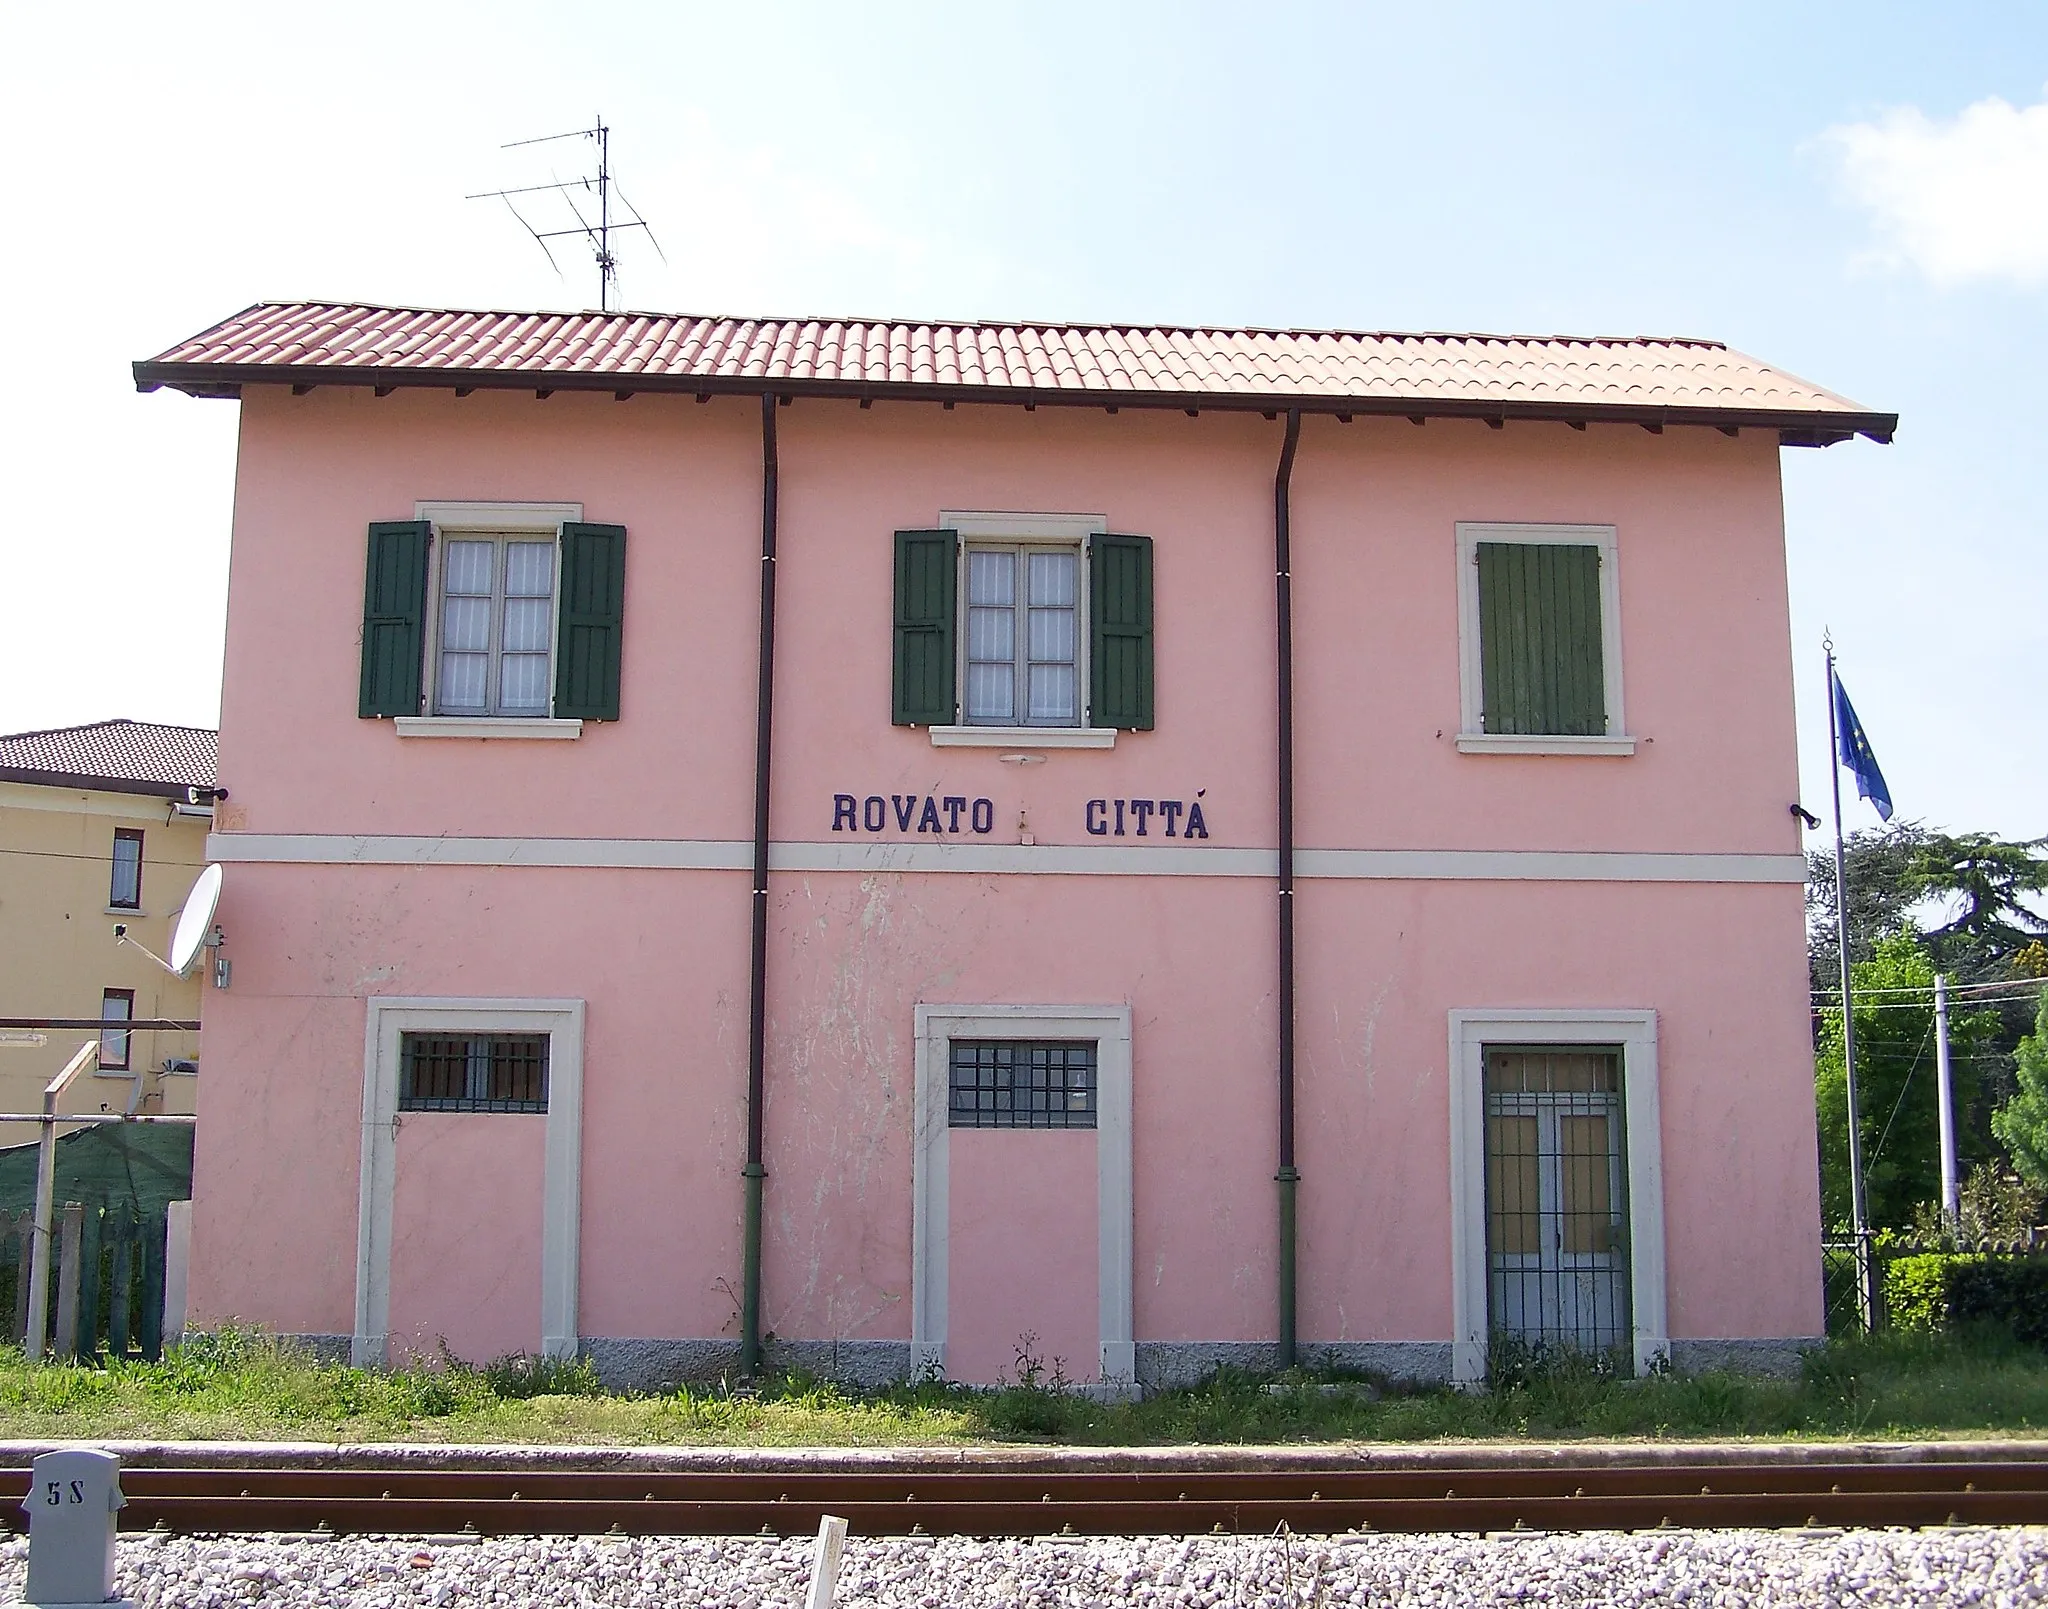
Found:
[397,501,586,741]
[928,512,1120,750]
[354,996,585,1366]
[1454,522,1634,756]
[912,1002,1134,1384]
[1448,1008,1666,1382]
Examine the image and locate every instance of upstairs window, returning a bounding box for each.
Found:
[358,505,626,726]
[965,546,1081,726]
[1455,522,1631,755]
[108,829,143,911]
[436,536,557,717]
[893,518,1153,736]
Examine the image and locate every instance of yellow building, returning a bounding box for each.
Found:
[0,721,216,1144]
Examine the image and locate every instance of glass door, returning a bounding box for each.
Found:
[1483,1047,1631,1356]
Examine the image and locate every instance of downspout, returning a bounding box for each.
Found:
[1273,407,1302,1371]
[740,391,779,1376]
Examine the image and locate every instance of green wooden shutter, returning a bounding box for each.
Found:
[1477,542,1605,736]
[1090,533,1154,731]
[892,528,957,725]
[555,522,628,721]
[358,520,431,718]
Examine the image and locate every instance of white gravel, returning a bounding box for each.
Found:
[2,1526,2045,1609]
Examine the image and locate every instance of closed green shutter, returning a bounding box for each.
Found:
[1090,533,1154,731]
[358,520,431,718]
[892,528,957,725]
[1477,542,1605,736]
[555,522,628,721]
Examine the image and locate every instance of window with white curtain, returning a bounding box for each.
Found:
[434,535,557,718]
[964,544,1080,726]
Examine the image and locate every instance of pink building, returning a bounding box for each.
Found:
[136,304,1893,1388]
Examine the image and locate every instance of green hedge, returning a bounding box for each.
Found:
[1882,1253,2048,1345]
[1883,1252,1967,1331]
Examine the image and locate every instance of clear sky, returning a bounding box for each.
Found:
[3,2,2041,848]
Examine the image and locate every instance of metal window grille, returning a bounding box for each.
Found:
[399,1032,550,1113]
[1482,1046,1631,1355]
[948,1040,1097,1128]
[109,829,143,910]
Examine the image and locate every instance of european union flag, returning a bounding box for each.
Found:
[1833,671,1893,822]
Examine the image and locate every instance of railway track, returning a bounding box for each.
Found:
[5,1460,2047,1537]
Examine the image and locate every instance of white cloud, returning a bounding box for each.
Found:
[1822,90,2048,286]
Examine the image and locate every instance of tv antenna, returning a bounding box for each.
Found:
[467,118,664,311]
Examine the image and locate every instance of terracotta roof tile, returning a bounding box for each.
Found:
[0,720,217,795]
[135,302,1894,440]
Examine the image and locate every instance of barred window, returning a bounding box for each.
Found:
[948,1040,1097,1129]
[399,1032,549,1113]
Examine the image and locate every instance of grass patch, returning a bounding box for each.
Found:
[2,1327,2048,1445]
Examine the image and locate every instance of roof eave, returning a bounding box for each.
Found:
[132,360,1899,445]
[0,766,202,800]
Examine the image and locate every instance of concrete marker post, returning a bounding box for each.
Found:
[8,1448,135,1609]
[805,1514,848,1609]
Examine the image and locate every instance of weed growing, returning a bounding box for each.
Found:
[1,1325,2046,1446]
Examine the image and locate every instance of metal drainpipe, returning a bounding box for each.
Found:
[740,392,779,1376]
[1274,407,1302,1371]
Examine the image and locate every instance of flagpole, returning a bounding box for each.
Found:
[1826,637,1876,1332]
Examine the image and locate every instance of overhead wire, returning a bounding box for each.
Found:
[1864,1014,1936,1178]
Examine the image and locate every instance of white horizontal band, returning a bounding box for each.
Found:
[207,833,1804,884]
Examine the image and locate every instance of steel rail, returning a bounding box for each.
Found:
[6,1462,2047,1537]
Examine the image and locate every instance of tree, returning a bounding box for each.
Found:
[1991,993,2048,1191]
[1906,831,2048,978]
[1806,821,1933,996]
[1807,825,2047,991]
[1809,829,2048,1184]
[1815,930,1998,1230]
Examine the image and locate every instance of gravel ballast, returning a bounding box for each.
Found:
[5,1527,2046,1609]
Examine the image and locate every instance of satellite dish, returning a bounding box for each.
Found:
[169,864,224,977]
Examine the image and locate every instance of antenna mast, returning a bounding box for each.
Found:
[468,117,664,311]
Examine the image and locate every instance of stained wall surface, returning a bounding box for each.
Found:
[0,787,206,1145]
[187,386,1823,1367]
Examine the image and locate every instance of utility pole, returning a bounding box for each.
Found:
[1936,972,1959,1226]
